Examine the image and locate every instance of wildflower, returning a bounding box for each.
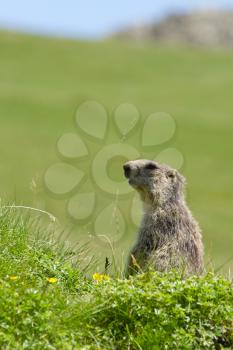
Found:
[9,276,18,281]
[47,277,58,284]
[92,273,110,282]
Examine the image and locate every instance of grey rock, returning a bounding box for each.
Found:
[115,10,233,48]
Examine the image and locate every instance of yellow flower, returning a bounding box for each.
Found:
[92,273,110,282]
[9,276,18,281]
[47,277,58,284]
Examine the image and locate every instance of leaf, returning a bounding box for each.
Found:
[44,163,84,195]
[94,203,126,243]
[67,192,95,220]
[142,112,176,147]
[75,100,108,140]
[57,133,88,159]
[114,103,140,136]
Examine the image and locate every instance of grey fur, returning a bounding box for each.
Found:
[124,159,204,276]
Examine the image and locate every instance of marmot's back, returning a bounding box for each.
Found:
[123,160,204,276]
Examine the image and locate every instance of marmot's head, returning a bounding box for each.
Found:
[123,159,185,207]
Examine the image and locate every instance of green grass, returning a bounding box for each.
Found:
[0,30,233,272]
[0,209,232,349]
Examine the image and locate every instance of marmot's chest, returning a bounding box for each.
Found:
[140,211,178,240]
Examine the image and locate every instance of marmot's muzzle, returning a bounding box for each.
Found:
[123,164,131,178]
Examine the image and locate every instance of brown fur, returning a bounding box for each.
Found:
[123,159,204,276]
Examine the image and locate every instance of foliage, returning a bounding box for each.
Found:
[0,209,232,349]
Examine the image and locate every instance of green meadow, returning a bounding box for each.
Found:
[0,210,232,349]
[0,30,233,272]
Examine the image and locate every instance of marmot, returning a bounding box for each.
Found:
[123,159,204,276]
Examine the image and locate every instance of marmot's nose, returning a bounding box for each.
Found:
[123,164,131,178]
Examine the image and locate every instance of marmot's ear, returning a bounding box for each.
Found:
[167,169,176,179]
[167,169,185,185]
[176,172,186,186]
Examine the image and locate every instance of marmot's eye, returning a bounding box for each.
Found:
[145,162,158,170]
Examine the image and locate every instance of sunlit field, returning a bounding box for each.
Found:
[0,30,233,273]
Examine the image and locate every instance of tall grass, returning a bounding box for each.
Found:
[0,207,232,349]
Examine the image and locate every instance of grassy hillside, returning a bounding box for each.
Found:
[0,209,232,349]
[0,31,233,272]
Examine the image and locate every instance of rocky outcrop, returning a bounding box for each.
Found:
[115,10,233,48]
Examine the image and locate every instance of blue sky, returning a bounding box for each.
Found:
[0,0,233,38]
